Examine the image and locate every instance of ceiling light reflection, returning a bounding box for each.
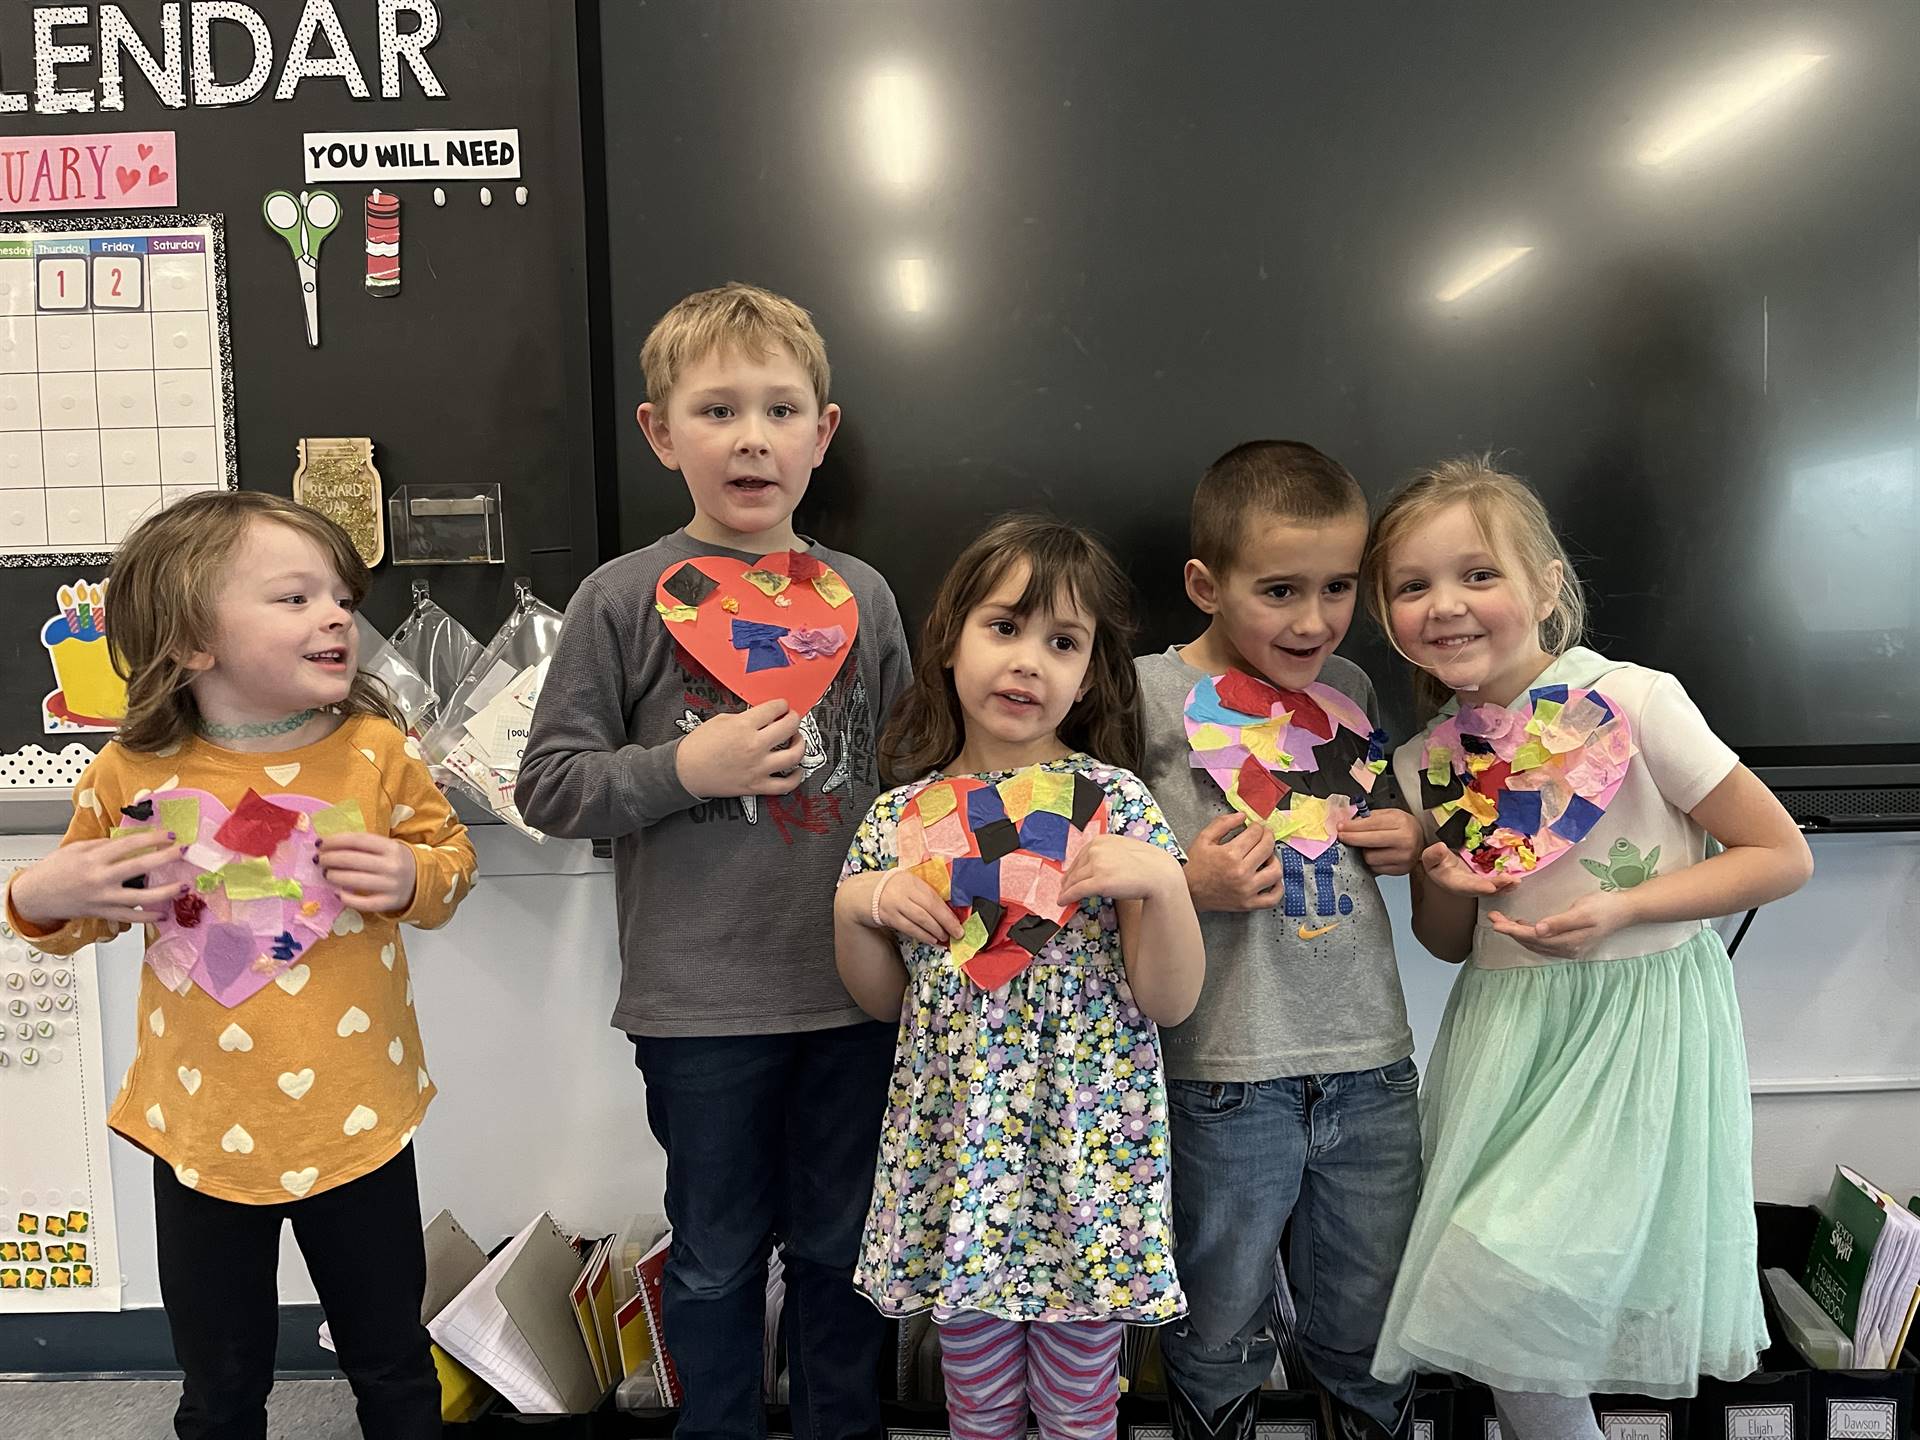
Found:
[1435,246,1535,304]
[1637,50,1827,166]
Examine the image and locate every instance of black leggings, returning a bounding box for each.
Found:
[152,1145,440,1440]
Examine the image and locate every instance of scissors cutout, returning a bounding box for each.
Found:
[263,189,340,348]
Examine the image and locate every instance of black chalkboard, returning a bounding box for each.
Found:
[595,0,1920,778]
[0,0,597,762]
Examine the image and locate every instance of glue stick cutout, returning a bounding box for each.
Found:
[365,190,400,298]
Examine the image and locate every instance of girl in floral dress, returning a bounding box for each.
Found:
[835,516,1205,1440]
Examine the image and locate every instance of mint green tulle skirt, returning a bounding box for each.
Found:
[1372,928,1768,1398]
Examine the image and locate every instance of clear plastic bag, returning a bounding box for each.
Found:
[421,579,563,840]
[391,580,484,709]
[354,613,439,739]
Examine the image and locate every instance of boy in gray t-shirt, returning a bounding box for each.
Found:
[1137,441,1423,1440]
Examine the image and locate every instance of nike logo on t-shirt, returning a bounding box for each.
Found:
[1297,921,1340,940]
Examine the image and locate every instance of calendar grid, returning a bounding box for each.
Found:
[0,214,235,569]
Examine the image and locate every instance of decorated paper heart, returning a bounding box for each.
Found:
[112,788,363,1008]
[1184,672,1388,860]
[895,765,1110,991]
[1419,684,1635,877]
[654,549,859,714]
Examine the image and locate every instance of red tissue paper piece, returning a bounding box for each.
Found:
[1214,669,1283,717]
[212,789,300,858]
[1235,755,1286,818]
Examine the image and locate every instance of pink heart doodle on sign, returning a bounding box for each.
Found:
[137,143,154,160]
[115,166,141,193]
[147,165,168,187]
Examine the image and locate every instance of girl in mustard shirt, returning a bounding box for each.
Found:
[6,491,477,1440]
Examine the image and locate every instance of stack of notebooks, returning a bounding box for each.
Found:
[410,1211,789,1416]
[1771,1164,1920,1370]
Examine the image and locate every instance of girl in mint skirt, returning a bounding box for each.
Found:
[1359,457,1813,1440]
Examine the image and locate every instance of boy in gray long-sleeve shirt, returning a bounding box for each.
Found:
[515,284,908,1439]
[1139,442,1425,1440]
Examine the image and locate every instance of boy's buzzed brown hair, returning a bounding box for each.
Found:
[1190,440,1367,575]
[639,281,832,412]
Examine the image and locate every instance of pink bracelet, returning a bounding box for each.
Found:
[870,870,897,928]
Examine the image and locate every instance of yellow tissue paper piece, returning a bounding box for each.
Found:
[311,799,365,837]
[1030,770,1075,817]
[1527,699,1563,735]
[1188,723,1238,751]
[1456,788,1499,824]
[213,857,302,901]
[1426,748,1453,785]
[951,909,990,966]
[1241,721,1292,768]
[654,601,698,624]
[1511,742,1550,772]
[1284,794,1330,841]
[997,770,1036,826]
[158,797,200,844]
[911,859,951,902]
[917,782,959,824]
[743,569,790,596]
[813,572,854,608]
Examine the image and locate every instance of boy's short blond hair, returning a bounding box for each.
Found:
[640,281,832,412]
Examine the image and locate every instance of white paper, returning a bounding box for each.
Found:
[429,1215,552,1412]
[0,837,123,1313]
[304,128,521,182]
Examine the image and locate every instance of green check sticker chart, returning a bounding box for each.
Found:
[0,838,121,1313]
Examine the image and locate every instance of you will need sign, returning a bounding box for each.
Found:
[304,129,520,183]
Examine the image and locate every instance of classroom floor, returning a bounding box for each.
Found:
[0,1379,358,1439]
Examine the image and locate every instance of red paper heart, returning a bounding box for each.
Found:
[137,143,154,160]
[896,768,1111,990]
[148,165,168,187]
[655,550,859,714]
[115,166,141,193]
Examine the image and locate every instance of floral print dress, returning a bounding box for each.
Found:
[841,754,1187,1324]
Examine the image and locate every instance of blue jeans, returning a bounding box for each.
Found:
[1161,1059,1423,1434]
[632,1023,896,1440]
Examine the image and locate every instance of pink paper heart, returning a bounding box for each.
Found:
[117,788,353,1007]
[896,768,1110,991]
[1419,686,1635,878]
[1182,674,1382,860]
[137,143,154,160]
[115,165,141,194]
[147,165,168,187]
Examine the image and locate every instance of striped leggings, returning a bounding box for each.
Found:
[937,1311,1125,1440]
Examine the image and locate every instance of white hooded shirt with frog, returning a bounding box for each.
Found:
[1390,646,1739,970]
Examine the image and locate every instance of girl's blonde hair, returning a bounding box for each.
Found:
[881,515,1143,784]
[1362,455,1586,720]
[109,491,403,754]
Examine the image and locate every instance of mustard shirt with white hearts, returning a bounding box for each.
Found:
[4,716,477,1205]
